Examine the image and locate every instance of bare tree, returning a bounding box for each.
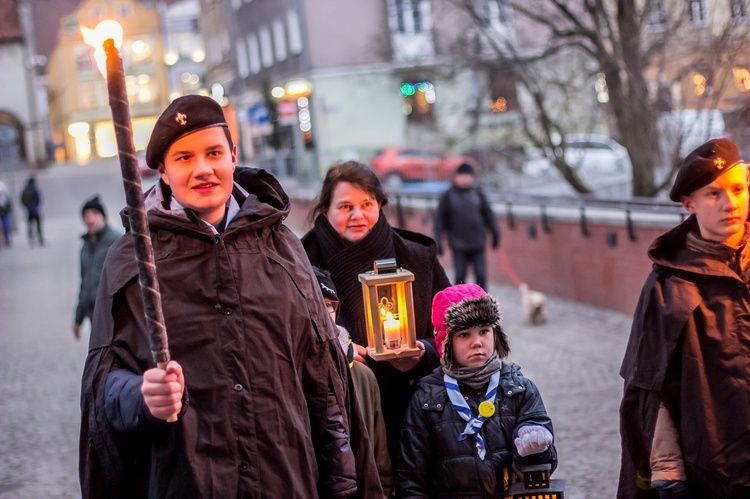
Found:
[448,0,750,197]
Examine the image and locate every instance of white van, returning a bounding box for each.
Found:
[657,109,726,160]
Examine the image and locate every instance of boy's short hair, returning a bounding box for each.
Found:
[669,138,744,202]
[146,95,228,169]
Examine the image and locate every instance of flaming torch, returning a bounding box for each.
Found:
[82,21,175,421]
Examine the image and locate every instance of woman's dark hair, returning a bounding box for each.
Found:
[308,161,389,223]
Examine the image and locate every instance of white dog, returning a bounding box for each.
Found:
[519,283,548,325]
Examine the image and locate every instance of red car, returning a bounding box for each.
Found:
[370,147,475,186]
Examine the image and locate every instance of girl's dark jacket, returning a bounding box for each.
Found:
[618,215,750,498]
[396,363,557,498]
[301,214,451,461]
[79,168,382,499]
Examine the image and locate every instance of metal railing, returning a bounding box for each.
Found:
[388,187,687,242]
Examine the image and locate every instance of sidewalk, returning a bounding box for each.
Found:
[459,277,630,498]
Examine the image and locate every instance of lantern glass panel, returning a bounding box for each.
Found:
[376,283,407,349]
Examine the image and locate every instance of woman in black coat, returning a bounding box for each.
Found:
[302,161,451,463]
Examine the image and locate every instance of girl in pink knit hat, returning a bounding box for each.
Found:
[396,283,558,497]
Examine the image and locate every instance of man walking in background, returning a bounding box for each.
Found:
[73,195,120,340]
[20,176,43,246]
[434,163,500,290]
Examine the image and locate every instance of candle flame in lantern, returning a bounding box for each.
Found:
[80,20,124,79]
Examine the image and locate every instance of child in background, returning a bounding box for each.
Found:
[313,267,394,498]
[396,283,557,498]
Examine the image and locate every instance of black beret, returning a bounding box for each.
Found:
[81,195,106,219]
[312,266,338,301]
[145,95,228,169]
[669,138,744,202]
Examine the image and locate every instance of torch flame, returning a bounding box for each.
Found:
[80,20,123,78]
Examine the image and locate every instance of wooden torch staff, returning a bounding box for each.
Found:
[103,38,176,422]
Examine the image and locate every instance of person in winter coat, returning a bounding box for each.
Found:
[20,175,43,246]
[314,266,394,497]
[302,160,451,463]
[619,138,750,498]
[0,180,12,247]
[434,163,499,290]
[396,283,557,498]
[79,95,381,499]
[73,195,120,340]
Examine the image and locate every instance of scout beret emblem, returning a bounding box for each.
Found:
[175,112,187,126]
[714,157,725,170]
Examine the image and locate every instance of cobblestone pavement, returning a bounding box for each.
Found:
[0,161,632,498]
[484,283,630,498]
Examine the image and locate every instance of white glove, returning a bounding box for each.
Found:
[514,425,553,457]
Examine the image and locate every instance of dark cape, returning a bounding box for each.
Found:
[618,216,750,498]
[302,213,451,462]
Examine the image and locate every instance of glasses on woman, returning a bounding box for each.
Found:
[325,300,339,314]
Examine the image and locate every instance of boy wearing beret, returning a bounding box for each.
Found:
[618,138,750,498]
[79,95,381,498]
[73,195,120,340]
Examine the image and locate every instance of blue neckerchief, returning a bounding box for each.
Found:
[443,371,500,460]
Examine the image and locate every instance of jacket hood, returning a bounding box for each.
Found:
[119,167,290,232]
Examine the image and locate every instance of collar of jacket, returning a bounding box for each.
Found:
[80,224,113,243]
[649,215,750,280]
[118,167,290,234]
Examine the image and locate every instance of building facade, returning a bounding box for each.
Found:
[199,0,520,182]
[0,0,48,169]
[47,0,170,164]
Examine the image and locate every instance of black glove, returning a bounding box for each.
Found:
[491,234,500,249]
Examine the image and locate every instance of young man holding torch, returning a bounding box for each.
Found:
[618,138,750,498]
[79,95,381,498]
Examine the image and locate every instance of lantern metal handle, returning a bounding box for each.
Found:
[373,258,398,275]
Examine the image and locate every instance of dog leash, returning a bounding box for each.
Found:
[497,248,524,288]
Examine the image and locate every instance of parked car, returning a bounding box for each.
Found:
[523,134,631,176]
[370,146,475,186]
[137,150,158,178]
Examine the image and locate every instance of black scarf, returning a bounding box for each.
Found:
[313,213,396,345]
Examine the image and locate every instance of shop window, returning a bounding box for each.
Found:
[400,80,435,124]
[646,0,667,28]
[731,0,748,21]
[688,0,708,26]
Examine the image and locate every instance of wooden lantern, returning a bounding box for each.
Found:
[508,464,565,499]
[358,258,420,361]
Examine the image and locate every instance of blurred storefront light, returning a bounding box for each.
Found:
[164,51,179,66]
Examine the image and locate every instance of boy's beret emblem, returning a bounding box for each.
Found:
[175,112,187,126]
[715,157,725,170]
